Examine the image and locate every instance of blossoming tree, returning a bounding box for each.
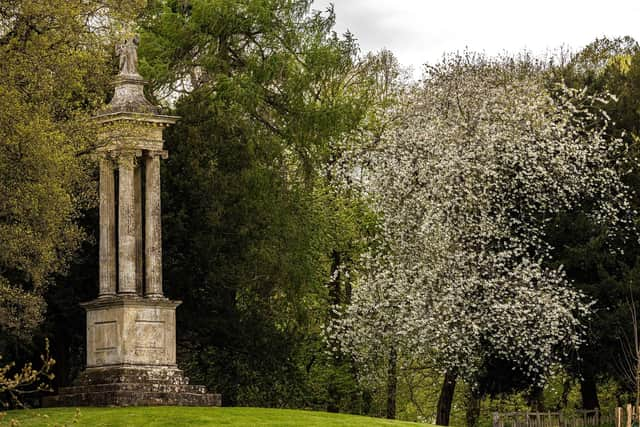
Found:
[329,53,635,423]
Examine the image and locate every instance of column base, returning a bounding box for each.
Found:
[97,293,117,298]
[43,295,223,407]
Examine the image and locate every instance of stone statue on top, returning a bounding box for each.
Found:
[116,35,140,76]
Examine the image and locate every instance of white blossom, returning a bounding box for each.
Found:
[329,53,634,386]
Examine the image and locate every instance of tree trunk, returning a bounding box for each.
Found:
[528,386,545,412]
[465,387,481,427]
[327,382,339,413]
[363,389,373,415]
[386,347,398,419]
[328,250,341,307]
[558,377,572,410]
[436,370,458,426]
[580,373,599,410]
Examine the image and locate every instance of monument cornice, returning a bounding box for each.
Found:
[81,295,182,310]
[94,111,180,126]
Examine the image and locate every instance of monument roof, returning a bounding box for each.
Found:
[99,74,161,115]
[95,35,178,123]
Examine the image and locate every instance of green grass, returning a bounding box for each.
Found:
[2,407,430,426]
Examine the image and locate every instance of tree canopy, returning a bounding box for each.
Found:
[133,0,390,407]
[331,53,635,392]
[0,0,122,341]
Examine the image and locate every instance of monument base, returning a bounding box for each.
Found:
[82,296,181,368]
[42,366,221,407]
[42,296,221,407]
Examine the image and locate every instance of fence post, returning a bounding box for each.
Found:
[627,404,633,427]
[493,412,500,427]
[617,407,622,427]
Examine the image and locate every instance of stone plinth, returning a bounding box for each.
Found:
[42,366,221,407]
[84,296,179,367]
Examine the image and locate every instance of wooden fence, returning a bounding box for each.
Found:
[614,405,640,427]
[492,409,614,427]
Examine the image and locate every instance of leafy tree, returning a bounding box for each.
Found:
[0,0,146,396]
[138,0,388,408]
[546,36,640,409]
[0,0,117,342]
[330,53,635,423]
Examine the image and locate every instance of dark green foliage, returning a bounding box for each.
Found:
[137,0,383,409]
[546,36,640,406]
[158,87,372,408]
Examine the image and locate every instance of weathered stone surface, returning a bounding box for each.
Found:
[98,156,116,297]
[116,36,140,77]
[99,37,160,115]
[134,161,144,296]
[42,386,221,407]
[145,152,163,297]
[94,114,178,157]
[101,75,160,115]
[42,365,222,407]
[116,153,137,294]
[76,366,188,386]
[83,296,180,367]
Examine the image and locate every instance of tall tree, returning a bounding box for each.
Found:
[547,36,640,409]
[0,0,125,342]
[330,53,635,422]
[0,0,145,403]
[138,0,387,408]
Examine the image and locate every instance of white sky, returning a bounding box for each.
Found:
[312,0,640,79]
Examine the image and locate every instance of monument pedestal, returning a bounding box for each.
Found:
[83,296,179,368]
[43,296,221,407]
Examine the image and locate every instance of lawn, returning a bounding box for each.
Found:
[2,407,430,426]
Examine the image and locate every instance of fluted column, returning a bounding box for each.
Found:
[134,160,144,296]
[117,152,137,294]
[98,155,116,297]
[144,151,166,297]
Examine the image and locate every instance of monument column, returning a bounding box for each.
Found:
[98,155,116,297]
[145,150,165,298]
[117,151,138,294]
[134,159,144,296]
[43,35,220,408]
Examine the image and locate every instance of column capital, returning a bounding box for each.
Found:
[114,149,142,168]
[97,153,116,168]
[146,149,168,160]
[97,150,113,159]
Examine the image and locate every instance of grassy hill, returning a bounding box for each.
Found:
[2,407,430,426]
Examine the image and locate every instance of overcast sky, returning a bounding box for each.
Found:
[312,0,640,78]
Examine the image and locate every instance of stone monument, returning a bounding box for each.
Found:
[43,37,221,407]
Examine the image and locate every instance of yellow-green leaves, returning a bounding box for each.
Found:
[0,0,137,339]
